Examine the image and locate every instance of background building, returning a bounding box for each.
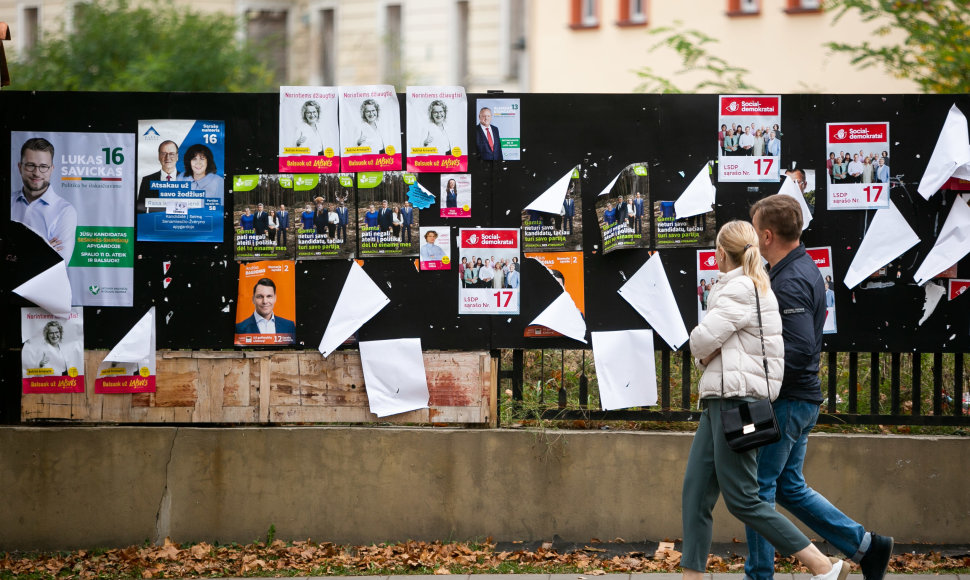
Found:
[0,0,916,92]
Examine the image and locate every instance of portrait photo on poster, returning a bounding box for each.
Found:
[357,171,420,258]
[406,86,468,172]
[279,86,340,173]
[419,226,451,271]
[20,307,85,394]
[136,120,225,243]
[458,228,521,315]
[234,261,296,346]
[440,173,471,218]
[825,122,891,210]
[717,95,782,183]
[12,130,135,307]
[338,85,402,172]
[595,163,650,254]
[475,98,520,161]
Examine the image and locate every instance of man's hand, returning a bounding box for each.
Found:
[48,237,65,253]
[700,348,721,366]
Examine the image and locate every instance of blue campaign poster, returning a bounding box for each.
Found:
[136,120,226,242]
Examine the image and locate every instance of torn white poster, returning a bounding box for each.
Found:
[359,338,429,417]
[318,262,391,357]
[918,282,946,326]
[13,261,72,318]
[674,163,716,219]
[591,330,658,410]
[913,195,970,286]
[844,202,920,290]
[917,104,970,200]
[617,252,689,349]
[527,292,588,344]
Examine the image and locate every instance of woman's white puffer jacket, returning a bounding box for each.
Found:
[689,267,784,401]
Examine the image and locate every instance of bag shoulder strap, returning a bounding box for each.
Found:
[753,285,769,388]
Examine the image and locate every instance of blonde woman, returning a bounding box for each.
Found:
[681,220,847,580]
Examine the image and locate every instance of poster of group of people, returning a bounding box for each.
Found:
[458,228,521,315]
[11,130,136,307]
[522,167,583,252]
[696,247,837,334]
[234,260,297,346]
[279,87,340,173]
[717,95,782,183]
[825,122,892,210]
[232,173,356,261]
[596,163,651,254]
[357,172,420,257]
[655,197,717,247]
[136,120,226,244]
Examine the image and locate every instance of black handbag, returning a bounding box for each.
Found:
[720,285,781,453]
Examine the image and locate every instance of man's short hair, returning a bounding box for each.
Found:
[21,137,54,160]
[790,168,806,182]
[157,140,178,153]
[479,107,492,114]
[750,194,802,243]
[252,277,276,295]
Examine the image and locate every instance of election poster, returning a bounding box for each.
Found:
[654,199,716,248]
[406,86,468,173]
[475,98,520,161]
[233,173,355,261]
[717,95,782,182]
[825,122,891,210]
[696,250,720,325]
[458,228,520,315]
[279,86,340,173]
[136,120,225,243]
[949,279,970,301]
[357,172,419,258]
[21,307,84,394]
[234,260,296,346]
[419,226,451,271]
[522,167,582,252]
[338,85,402,172]
[807,246,837,335]
[523,251,584,337]
[440,173,471,218]
[95,308,157,394]
[595,163,650,254]
[11,131,135,306]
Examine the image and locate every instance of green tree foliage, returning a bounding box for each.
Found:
[633,22,762,94]
[9,0,275,92]
[825,0,970,93]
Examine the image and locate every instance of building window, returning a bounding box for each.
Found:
[383,3,403,86]
[617,0,647,26]
[246,9,288,85]
[318,8,335,85]
[726,0,760,16]
[506,0,526,80]
[20,6,39,53]
[454,0,469,84]
[570,0,599,29]
[785,0,822,13]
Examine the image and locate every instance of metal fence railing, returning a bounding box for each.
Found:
[498,350,970,426]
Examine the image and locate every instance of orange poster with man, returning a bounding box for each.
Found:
[234,260,296,346]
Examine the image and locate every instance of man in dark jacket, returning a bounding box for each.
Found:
[747,194,893,580]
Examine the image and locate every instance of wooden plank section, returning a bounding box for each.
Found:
[22,349,491,425]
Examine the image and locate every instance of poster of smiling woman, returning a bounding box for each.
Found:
[338,85,402,172]
[406,86,468,173]
[278,86,340,173]
[21,307,84,393]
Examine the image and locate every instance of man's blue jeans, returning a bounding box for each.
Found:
[744,398,869,580]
